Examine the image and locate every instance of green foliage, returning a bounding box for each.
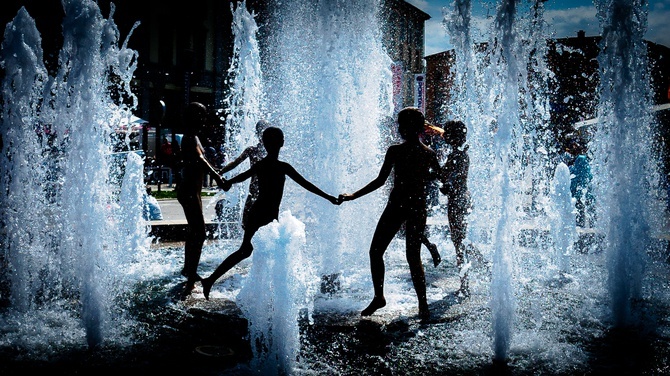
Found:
[150,189,216,200]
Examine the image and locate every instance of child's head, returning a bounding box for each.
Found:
[444,120,467,147]
[256,119,271,139]
[565,137,587,155]
[397,107,424,140]
[183,102,207,134]
[262,126,284,154]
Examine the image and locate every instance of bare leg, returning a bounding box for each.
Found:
[422,232,441,267]
[179,195,206,300]
[449,203,469,297]
[455,240,470,297]
[407,216,429,318]
[362,206,402,316]
[201,226,257,300]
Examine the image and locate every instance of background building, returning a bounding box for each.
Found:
[424,31,670,145]
[1,0,429,166]
[380,0,430,113]
[424,31,670,180]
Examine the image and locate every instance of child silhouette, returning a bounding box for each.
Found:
[339,107,444,319]
[176,102,226,300]
[201,126,340,299]
[218,119,271,228]
[440,120,472,297]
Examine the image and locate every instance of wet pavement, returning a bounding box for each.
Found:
[2,186,669,375]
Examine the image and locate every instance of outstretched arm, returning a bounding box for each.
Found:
[221,165,255,191]
[195,137,226,189]
[286,165,340,205]
[339,148,394,202]
[219,147,250,174]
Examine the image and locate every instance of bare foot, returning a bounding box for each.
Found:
[419,307,430,320]
[361,296,386,316]
[457,282,470,299]
[201,277,213,301]
[427,243,441,267]
[180,280,196,301]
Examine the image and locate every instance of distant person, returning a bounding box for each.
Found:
[440,120,472,297]
[160,136,173,160]
[339,107,445,320]
[566,138,594,227]
[159,136,175,178]
[201,126,340,300]
[176,102,226,300]
[218,119,271,227]
[203,138,219,187]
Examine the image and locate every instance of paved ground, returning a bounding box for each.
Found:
[147,185,219,223]
[144,185,453,242]
[1,186,668,375]
[145,185,236,241]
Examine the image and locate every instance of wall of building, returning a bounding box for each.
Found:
[1,1,429,159]
[425,32,670,139]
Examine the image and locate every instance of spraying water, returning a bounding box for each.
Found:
[224,0,265,166]
[550,162,577,276]
[2,0,670,373]
[218,1,395,369]
[236,211,318,375]
[260,0,393,283]
[592,0,665,327]
[0,1,144,348]
[445,0,557,362]
[214,0,267,233]
[441,0,667,366]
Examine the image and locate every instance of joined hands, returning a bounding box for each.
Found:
[337,193,354,204]
[215,176,232,192]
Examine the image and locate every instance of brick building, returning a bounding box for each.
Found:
[424,31,670,143]
[1,0,428,161]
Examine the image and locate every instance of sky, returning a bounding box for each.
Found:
[406,0,670,56]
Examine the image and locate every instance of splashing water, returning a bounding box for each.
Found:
[221,0,393,300]
[236,211,318,375]
[592,0,665,327]
[550,162,577,276]
[0,1,144,349]
[443,0,667,366]
[2,0,670,373]
[216,0,267,231]
[226,0,265,150]
[217,1,395,369]
[260,0,393,283]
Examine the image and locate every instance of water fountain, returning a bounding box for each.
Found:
[0,0,146,351]
[259,0,393,282]
[550,162,577,277]
[1,0,669,374]
[592,0,665,327]
[442,0,668,368]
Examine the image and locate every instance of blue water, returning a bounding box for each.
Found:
[1,0,669,374]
